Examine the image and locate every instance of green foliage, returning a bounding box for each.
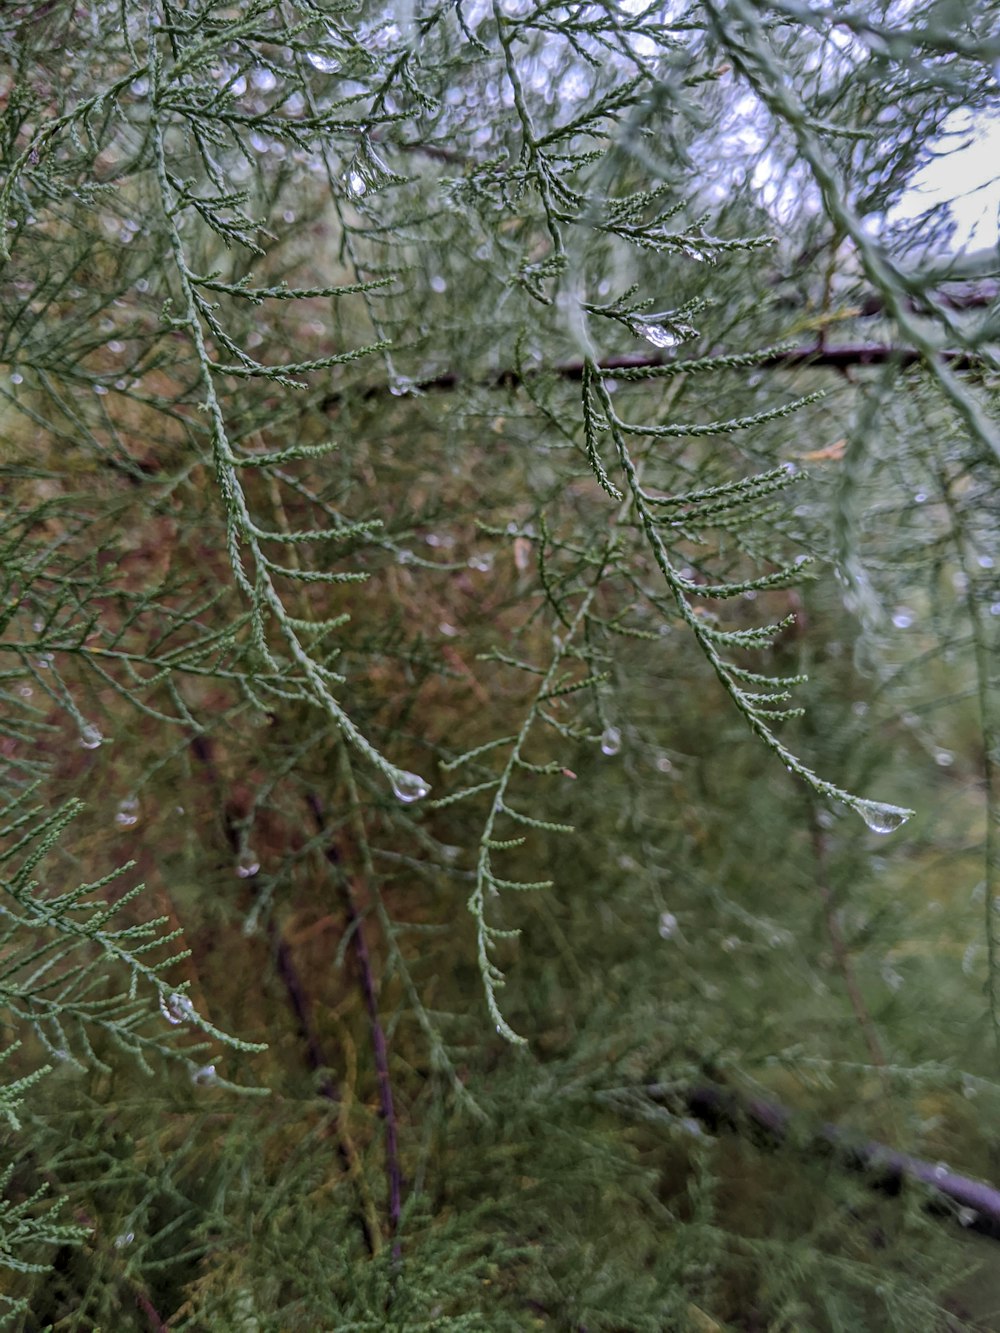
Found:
[1,0,1000,1326]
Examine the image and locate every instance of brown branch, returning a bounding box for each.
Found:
[306,793,403,1245]
[678,1083,1000,1240]
[321,342,987,412]
[187,734,381,1255]
[809,814,890,1081]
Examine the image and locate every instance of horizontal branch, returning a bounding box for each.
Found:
[322,342,987,413]
[680,1083,1000,1241]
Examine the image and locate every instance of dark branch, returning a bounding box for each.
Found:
[307,793,403,1245]
[679,1083,1000,1240]
[322,343,988,413]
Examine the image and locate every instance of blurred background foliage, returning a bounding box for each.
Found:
[1,0,1000,1327]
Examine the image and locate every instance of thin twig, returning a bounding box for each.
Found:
[187,734,382,1256]
[306,792,403,1245]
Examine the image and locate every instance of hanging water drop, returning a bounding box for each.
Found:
[306,50,340,73]
[114,1231,135,1248]
[159,991,195,1026]
[235,850,260,878]
[191,1063,217,1086]
[658,911,678,939]
[345,169,367,197]
[600,725,622,756]
[853,799,913,835]
[79,722,103,750]
[468,552,494,573]
[391,770,430,804]
[635,322,681,350]
[115,795,139,828]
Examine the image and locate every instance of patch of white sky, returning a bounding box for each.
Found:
[887,106,1000,250]
[688,15,999,256]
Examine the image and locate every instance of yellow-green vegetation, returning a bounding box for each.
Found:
[1,2,1000,1329]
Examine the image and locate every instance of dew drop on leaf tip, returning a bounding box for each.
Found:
[392,770,430,804]
[159,991,194,1026]
[235,850,260,878]
[636,322,680,350]
[853,799,913,835]
[115,796,139,827]
[600,725,622,756]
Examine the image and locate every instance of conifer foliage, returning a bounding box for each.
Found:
[1,0,999,1326]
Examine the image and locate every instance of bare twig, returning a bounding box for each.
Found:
[307,792,403,1246]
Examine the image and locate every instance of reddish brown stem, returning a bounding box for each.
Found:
[306,793,403,1244]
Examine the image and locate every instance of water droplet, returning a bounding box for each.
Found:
[934,749,954,767]
[655,754,673,774]
[17,685,32,699]
[721,935,741,953]
[441,844,460,863]
[115,796,139,828]
[636,322,681,350]
[388,373,420,396]
[658,911,678,939]
[79,723,103,750]
[10,372,22,385]
[191,1063,217,1086]
[159,991,195,1026]
[114,1231,135,1248]
[396,548,415,565]
[600,725,622,756]
[934,1161,948,1180]
[978,554,994,569]
[991,602,1000,616]
[439,621,458,637]
[958,1206,977,1227]
[429,274,447,293]
[307,50,340,73]
[881,963,903,991]
[391,770,430,804]
[853,799,912,835]
[914,491,927,504]
[235,850,260,878]
[891,607,913,629]
[35,652,53,670]
[346,168,367,197]
[468,553,494,573]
